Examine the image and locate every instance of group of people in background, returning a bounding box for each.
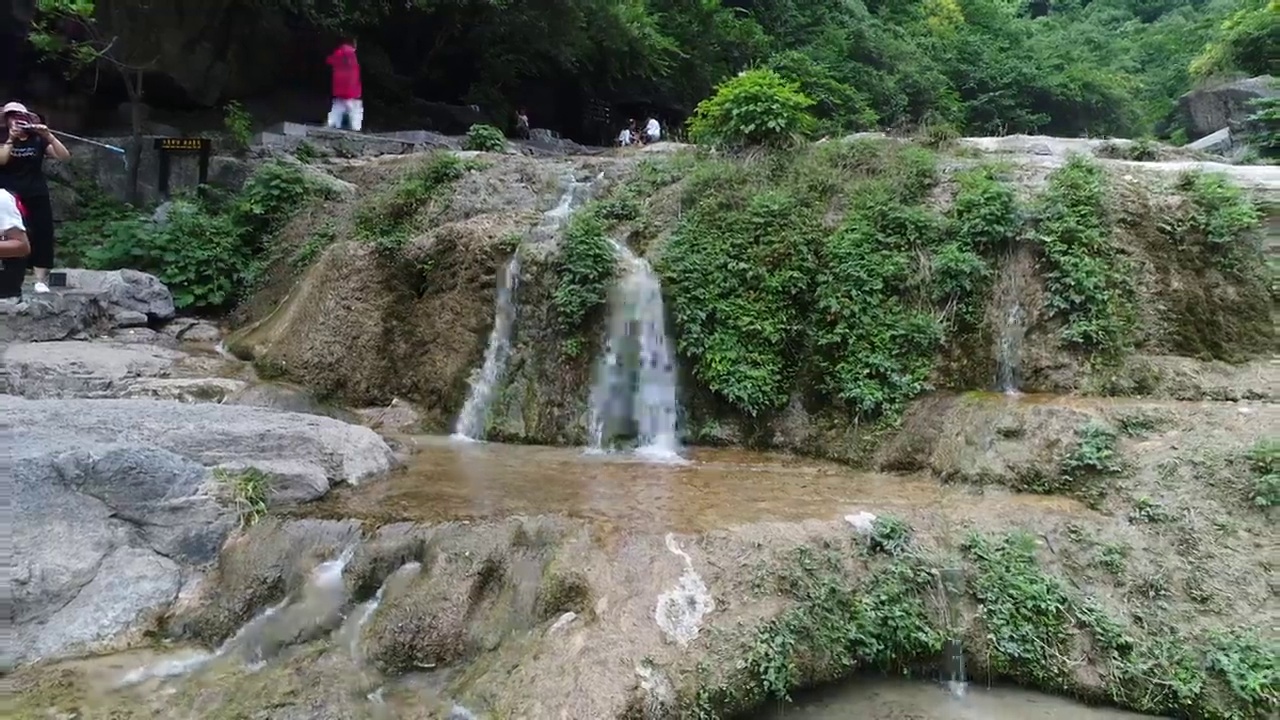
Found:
[617,116,661,146]
[0,100,69,304]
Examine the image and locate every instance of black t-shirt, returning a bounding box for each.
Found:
[0,135,49,198]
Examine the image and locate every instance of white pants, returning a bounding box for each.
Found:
[327,98,363,131]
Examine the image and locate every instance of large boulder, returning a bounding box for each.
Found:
[1177,75,1278,140]
[2,341,185,398]
[4,394,399,666]
[0,269,176,343]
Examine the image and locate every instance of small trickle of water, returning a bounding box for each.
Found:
[117,545,357,686]
[452,175,593,441]
[939,567,968,697]
[452,255,521,441]
[588,241,681,460]
[992,247,1031,395]
[995,299,1025,395]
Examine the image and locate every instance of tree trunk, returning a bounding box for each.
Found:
[125,69,143,205]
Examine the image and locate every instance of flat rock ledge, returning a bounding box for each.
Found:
[5,395,398,668]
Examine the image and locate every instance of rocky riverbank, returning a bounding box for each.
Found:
[5,131,1277,719]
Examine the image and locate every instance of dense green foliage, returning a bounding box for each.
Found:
[60,161,331,309]
[34,0,1276,142]
[657,141,1019,419]
[1033,156,1135,356]
[551,210,618,346]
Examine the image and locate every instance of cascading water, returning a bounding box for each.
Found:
[451,256,521,441]
[588,241,681,460]
[452,175,593,441]
[991,246,1032,395]
[118,545,357,686]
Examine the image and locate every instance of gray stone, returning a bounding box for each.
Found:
[15,547,182,665]
[114,309,150,327]
[60,268,176,322]
[111,327,180,347]
[1187,126,1234,155]
[2,341,184,398]
[3,395,398,487]
[151,200,174,226]
[214,458,331,505]
[125,377,249,403]
[178,321,222,343]
[1178,75,1278,140]
[226,382,360,423]
[5,393,398,665]
[0,289,113,343]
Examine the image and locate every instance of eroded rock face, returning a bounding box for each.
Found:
[4,395,398,666]
[3,341,186,398]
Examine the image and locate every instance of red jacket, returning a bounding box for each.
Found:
[327,44,362,100]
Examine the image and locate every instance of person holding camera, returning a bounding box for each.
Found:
[0,101,69,300]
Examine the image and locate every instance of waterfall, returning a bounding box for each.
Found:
[588,241,681,460]
[451,255,521,441]
[991,246,1032,395]
[452,175,592,441]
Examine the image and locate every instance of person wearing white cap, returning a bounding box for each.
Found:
[0,100,70,299]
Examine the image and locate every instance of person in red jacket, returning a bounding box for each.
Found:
[326,37,363,132]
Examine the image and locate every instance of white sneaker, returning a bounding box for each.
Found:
[33,281,49,293]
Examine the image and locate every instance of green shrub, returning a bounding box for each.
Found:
[1034,155,1135,355]
[223,100,254,150]
[687,68,817,149]
[1246,95,1279,158]
[1247,438,1279,507]
[62,160,327,310]
[463,123,507,152]
[551,209,617,342]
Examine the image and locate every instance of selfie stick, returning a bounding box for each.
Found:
[48,130,129,170]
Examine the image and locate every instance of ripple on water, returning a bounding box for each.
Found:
[299,435,1090,533]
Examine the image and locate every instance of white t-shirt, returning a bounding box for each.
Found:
[0,190,24,233]
[618,128,633,145]
[645,118,660,140]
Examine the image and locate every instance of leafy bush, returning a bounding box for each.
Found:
[1247,438,1279,507]
[1033,156,1135,355]
[61,160,327,310]
[223,100,254,150]
[687,68,816,149]
[463,123,508,152]
[551,209,617,342]
[1246,95,1279,158]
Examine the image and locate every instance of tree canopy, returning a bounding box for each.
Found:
[30,0,1279,139]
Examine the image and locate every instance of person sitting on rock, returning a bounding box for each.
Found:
[515,108,530,140]
[325,36,363,132]
[644,116,661,144]
[617,125,634,146]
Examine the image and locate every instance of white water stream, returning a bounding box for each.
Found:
[588,240,681,461]
[452,175,593,441]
